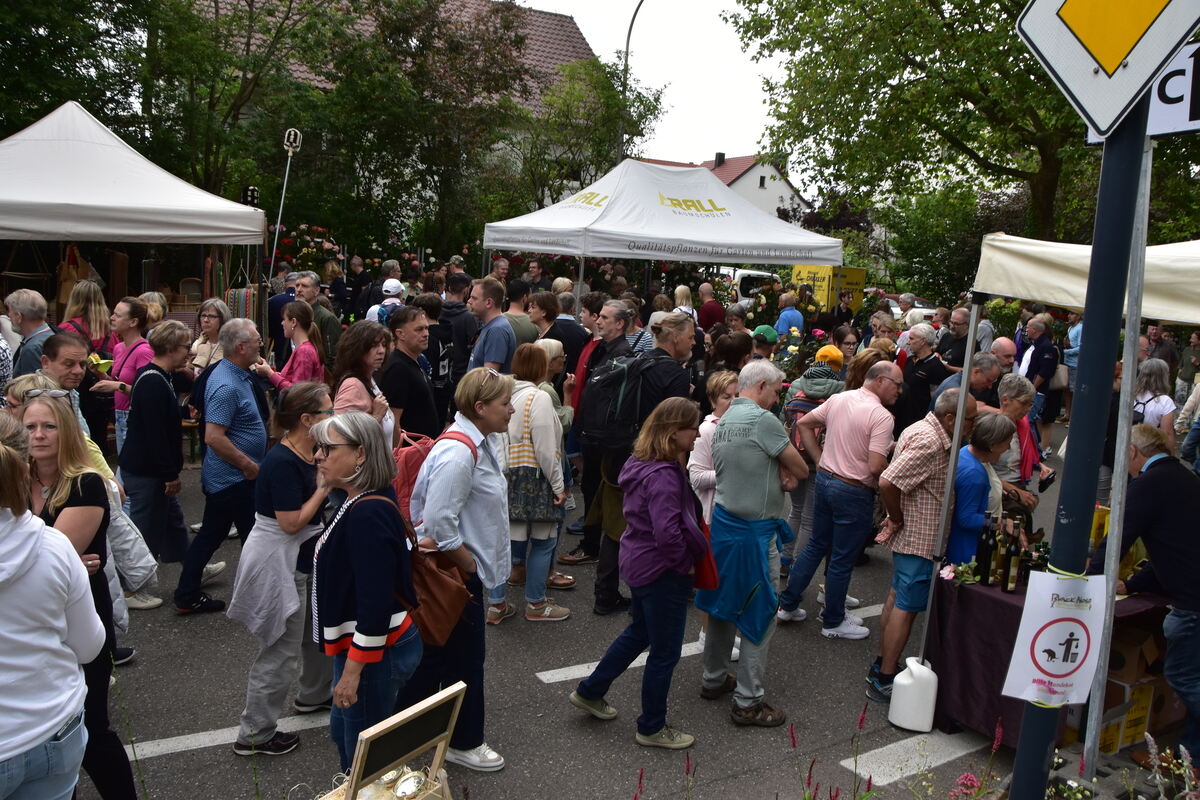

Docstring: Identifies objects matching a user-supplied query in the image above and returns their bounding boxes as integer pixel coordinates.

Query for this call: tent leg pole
[916,293,982,664]
[1009,91,1150,800]
[1081,133,1153,782]
[577,256,585,299]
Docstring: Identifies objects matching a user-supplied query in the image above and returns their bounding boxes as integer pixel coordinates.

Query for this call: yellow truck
[790,265,867,313]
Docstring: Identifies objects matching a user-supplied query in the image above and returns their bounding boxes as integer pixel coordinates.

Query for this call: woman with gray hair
[310,410,421,772]
[1134,357,1176,451]
[190,298,231,376]
[948,412,1017,564]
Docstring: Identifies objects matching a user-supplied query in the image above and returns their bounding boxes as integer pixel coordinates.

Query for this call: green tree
[728,0,1085,240]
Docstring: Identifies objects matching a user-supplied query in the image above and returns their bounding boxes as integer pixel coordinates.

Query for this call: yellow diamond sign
[1057,0,1171,77]
[1017,0,1200,136]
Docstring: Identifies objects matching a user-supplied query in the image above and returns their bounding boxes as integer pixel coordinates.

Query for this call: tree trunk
[1028,149,1062,241]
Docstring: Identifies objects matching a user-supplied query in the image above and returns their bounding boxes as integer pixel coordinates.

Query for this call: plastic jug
[888,657,938,732]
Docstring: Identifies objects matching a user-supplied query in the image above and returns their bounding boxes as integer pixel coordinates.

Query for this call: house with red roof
[640,153,812,223]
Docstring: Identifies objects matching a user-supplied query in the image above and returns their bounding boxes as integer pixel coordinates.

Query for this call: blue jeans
[577,571,694,735]
[1180,418,1200,470]
[329,625,423,772]
[1163,608,1200,759]
[0,710,87,800]
[174,479,255,606]
[780,471,874,628]
[488,536,558,605]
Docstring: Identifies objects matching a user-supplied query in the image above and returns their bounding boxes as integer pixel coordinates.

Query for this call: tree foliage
[728,0,1086,239]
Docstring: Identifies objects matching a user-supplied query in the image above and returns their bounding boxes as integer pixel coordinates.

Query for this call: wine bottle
[1002,533,1021,593]
[976,514,994,584]
[1017,549,1033,588]
[992,514,1009,585]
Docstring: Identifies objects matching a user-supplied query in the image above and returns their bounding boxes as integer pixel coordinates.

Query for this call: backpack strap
[435,431,478,465]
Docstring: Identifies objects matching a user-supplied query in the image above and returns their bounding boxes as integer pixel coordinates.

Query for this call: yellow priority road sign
[1017,0,1200,136]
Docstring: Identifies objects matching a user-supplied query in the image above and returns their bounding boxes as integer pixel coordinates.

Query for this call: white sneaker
[125,589,162,610]
[820,619,870,640]
[201,561,227,587]
[189,521,202,533]
[845,613,863,626]
[564,495,576,512]
[818,585,862,609]
[445,742,505,772]
[776,607,808,623]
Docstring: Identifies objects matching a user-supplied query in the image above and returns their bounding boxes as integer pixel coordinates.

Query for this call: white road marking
[536,640,706,684]
[856,603,884,619]
[123,713,330,760]
[840,730,990,786]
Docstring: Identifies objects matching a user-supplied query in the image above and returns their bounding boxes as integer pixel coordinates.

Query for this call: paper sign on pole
[1002,572,1108,706]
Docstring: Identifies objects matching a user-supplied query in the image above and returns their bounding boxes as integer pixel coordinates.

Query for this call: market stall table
[925,579,1169,748]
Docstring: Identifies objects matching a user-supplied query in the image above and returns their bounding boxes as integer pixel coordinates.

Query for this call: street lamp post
[616,0,648,166]
[268,128,303,276]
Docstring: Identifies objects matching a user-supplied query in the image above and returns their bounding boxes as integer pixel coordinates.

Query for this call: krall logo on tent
[657,193,731,216]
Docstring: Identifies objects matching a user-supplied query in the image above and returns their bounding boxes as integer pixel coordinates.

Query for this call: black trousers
[81,577,137,799]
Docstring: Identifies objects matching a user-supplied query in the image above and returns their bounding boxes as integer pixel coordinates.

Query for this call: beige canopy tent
[975,232,1200,325]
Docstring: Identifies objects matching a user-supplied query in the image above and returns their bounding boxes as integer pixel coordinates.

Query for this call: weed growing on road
[782,702,876,800]
[111,652,153,799]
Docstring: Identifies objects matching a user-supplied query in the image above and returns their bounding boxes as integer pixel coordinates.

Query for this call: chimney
[714,152,725,167]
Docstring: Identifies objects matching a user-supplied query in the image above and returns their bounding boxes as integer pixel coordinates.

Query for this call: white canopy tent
[484,158,842,266]
[975,232,1200,325]
[0,101,265,244]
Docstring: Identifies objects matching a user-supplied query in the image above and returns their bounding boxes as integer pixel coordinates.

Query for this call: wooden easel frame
[342,681,466,799]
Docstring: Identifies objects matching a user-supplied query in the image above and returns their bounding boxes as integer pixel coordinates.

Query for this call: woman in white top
[0,413,104,800]
[672,284,698,323]
[1134,358,1176,451]
[491,344,571,620]
[689,370,739,523]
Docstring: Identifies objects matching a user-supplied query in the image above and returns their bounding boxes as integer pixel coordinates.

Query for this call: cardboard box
[1108,626,1160,683]
[1062,677,1155,754]
[1148,676,1188,733]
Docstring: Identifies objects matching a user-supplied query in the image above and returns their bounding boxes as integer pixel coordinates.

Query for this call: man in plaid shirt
[868,388,977,702]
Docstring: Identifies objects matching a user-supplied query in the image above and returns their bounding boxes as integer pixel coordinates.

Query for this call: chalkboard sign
[344,682,466,798]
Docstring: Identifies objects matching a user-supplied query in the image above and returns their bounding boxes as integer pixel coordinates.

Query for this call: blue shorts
[891,552,934,612]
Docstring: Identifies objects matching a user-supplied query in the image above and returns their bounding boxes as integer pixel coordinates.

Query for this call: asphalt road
[74,426,1080,800]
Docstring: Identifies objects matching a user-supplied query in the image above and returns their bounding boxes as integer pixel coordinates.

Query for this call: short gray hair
[602,300,634,333]
[970,352,1001,374]
[310,411,396,492]
[998,372,1034,402]
[933,387,963,415]
[1026,317,1046,334]
[218,318,258,354]
[738,358,785,391]
[557,292,576,314]
[382,259,401,277]
[197,298,231,329]
[899,292,915,305]
[1130,423,1170,456]
[970,412,1016,449]
[296,270,321,288]
[4,289,46,321]
[285,272,300,284]
[909,322,936,346]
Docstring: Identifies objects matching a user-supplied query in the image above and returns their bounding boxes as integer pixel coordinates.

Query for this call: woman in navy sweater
[310,411,420,771]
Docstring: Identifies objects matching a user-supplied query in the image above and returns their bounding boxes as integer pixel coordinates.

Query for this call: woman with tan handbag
[489,344,572,623]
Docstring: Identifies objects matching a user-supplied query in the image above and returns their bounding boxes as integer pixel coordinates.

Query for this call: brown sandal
[730,701,787,727]
[546,571,576,590]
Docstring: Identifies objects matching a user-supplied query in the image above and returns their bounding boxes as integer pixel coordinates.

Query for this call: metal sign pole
[1081,134,1153,780]
[1009,93,1151,800]
[268,128,302,278]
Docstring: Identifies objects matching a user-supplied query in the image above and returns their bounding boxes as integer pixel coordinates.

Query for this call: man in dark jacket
[1090,425,1200,766]
[441,272,478,384]
[344,256,372,321]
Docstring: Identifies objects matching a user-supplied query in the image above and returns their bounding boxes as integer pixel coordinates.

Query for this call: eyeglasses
[841,340,858,347]
[199,313,221,320]
[307,408,334,417]
[24,389,70,399]
[880,377,904,388]
[485,368,501,380]
[311,442,355,458]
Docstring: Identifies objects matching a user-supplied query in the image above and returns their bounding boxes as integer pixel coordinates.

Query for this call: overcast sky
[518,0,780,164]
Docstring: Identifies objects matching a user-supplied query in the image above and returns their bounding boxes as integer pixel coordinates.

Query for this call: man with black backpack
[353,259,402,321]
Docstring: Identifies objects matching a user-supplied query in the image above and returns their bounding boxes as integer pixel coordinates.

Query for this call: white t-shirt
[0,511,104,761]
[1134,391,1175,428]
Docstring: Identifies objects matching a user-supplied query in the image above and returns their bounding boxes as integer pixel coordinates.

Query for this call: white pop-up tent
[484,158,842,266]
[0,101,265,244]
[975,232,1200,325]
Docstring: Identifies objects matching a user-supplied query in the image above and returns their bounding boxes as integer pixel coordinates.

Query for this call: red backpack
[392,430,478,521]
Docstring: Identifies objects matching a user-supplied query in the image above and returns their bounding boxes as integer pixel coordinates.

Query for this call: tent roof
[483,159,841,266]
[0,101,265,244]
[975,233,1200,325]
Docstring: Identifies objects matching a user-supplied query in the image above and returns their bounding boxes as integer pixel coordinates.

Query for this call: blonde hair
[323,260,344,282]
[705,369,738,403]
[62,280,110,341]
[145,302,164,326]
[454,367,514,422]
[868,336,896,358]
[632,397,700,463]
[674,285,693,309]
[7,372,60,405]
[0,414,29,513]
[550,277,573,294]
[22,395,98,516]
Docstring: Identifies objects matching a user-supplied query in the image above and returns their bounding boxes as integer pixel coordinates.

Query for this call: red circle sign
[1029,617,1091,679]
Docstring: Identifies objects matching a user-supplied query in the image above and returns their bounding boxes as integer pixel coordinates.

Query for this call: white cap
[382,278,404,297]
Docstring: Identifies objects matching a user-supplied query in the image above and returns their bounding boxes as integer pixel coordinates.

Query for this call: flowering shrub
[271,223,342,272]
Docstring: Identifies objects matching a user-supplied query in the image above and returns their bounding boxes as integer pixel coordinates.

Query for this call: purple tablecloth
[926,580,1169,748]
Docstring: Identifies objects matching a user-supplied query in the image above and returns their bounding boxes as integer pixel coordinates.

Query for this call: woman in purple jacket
[567,396,710,750]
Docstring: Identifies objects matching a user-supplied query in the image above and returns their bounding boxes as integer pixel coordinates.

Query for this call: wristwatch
[119,382,128,393]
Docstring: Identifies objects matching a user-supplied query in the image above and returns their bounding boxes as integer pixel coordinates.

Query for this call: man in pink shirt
[776,361,901,639]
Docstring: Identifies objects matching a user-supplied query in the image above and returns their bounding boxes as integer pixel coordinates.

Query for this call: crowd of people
[1,258,1197,798]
